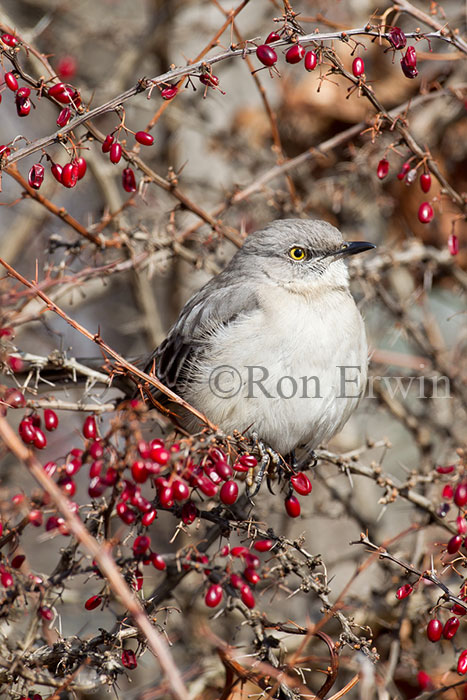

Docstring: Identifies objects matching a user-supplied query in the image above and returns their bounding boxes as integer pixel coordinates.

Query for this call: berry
[51,163,63,183]
[254,539,273,552]
[418,202,433,224]
[28,164,45,190]
[448,234,459,256]
[284,494,301,517]
[290,472,312,496]
[256,45,278,67]
[181,500,198,524]
[240,584,255,608]
[74,156,87,179]
[48,83,76,104]
[158,485,174,508]
[57,55,77,80]
[44,409,58,431]
[122,167,136,192]
[442,484,453,500]
[142,509,157,526]
[239,454,257,469]
[1,34,19,48]
[436,465,454,474]
[150,444,170,465]
[160,85,178,100]
[457,651,467,675]
[457,516,467,534]
[131,460,148,483]
[417,671,433,690]
[447,534,463,554]
[16,87,30,99]
[135,131,154,146]
[220,480,239,505]
[33,428,47,449]
[121,649,137,669]
[304,50,317,71]
[1,571,14,587]
[199,73,219,87]
[352,57,365,77]
[102,134,114,153]
[265,31,280,44]
[285,44,305,64]
[4,388,26,407]
[205,583,223,608]
[172,479,190,501]
[19,418,36,444]
[109,142,122,164]
[426,618,442,642]
[28,509,43,527]
[88,477,106,498]
[377,159,390,179]
[420,173,431,193]
[83,415,97,439]
[443,616,459,640]
[61,162,79,188]
[395,583,413,600]
[133,535,151,557]
[388,27,407,50]
[214,460,232,480]
[454,483,467,507]
[56,108,71,127]
[38,605,53,621]
[4,72,18,91]
[151,553,166,570]
[243,567,260,585]
[11,554,25,569]
[58,476,76,497]
[404,46,417,67]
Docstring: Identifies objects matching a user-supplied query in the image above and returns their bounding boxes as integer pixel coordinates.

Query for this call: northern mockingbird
[144,218,375,455]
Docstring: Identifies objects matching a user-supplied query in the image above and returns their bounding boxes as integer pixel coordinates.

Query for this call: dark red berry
[109,142,122,164]
[388,27,407,49]
[417,671,433,690]
[84,594,102,610]
[254,539,273,552]
[43,408,58,431]
[1,571,14,588]
[220,480,239,505]
[160,85,178,100]
[131,460,148,483]
[38,605,53,621]
[4,72,18,91]
[1,33,19,48]
[420,173,431,193]
[51,163,63,183]
[290,472,312,496]
[265,31,280,44]
[405,46,417,67]
[28,163,45,190]
[395,583,413,600]
[443,616,459,640]
[448,234,459,256]
[418,202,433,224]
[56,107,71,127]
[19,418,36,444]
[102,134,114,153]
[239,454,257,468]
[243,567,260,585]
[151,553,166,570]
[16,87,30,99]
[400,47,418,79]
[83,415,97,439]
[199,73,219,87]
[284,494,301,517]
[150,444,170,465]
[121,649,137,669]
[133,535,151,556]
[172,479,189,501]
[442,484,453,500]
[181,500,198,525]
[61,162,79,188]
[426,618,443,642]
[135,131,154,146]
[457,651,467,675]
[122,167,137,192]
[436,465,455,474]
[457,516,467,534]
[447,534,462,554]
[352,57,365,77]
[205,583,223,608]
[74,156,87,179]
[11,554,25,569]
[142,509,157,526]
[256,44,277,67]
[454,483,467,507]
[304,50,317,71]
[240,584,255,608]
[0,145,11,159]
[285,44,305,64]
[377,158,389,179]
[4,388,26,407]
[48,82,76,104]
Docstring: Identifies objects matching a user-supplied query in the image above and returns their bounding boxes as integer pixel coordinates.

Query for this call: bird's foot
[246,433,283,503]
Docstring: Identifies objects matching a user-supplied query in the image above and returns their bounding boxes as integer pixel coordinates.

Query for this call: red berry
[57,55,77,80]
[43,408,58,431]
[285,44,305,64]
[1,571,14,588]
[436,464,455,474]
[19,418,36,444]
[61,162,79,188]
[0,145,11,159]
[304,50,317,71]
[131,460,148,483]
[388,27,407,50]
[1,33,19,48]
[109,142,122,164]
[448,234,459,256]
[16,87,30,99]
[443,616,460,640]
[158,485,174,508]
[231,546,248,558]
[426,618,443,642]
[256,44,278,67]
[135,131,154,146]
[454,483,467,507]
[377,158,389,179]
[214,460,232,480]
[400,48,418,79]
[4,72,18,91]
[160,85,178,100]
[199,73,219,87]
[239,454,257,469]
[11,554,25,569]
[418,202,434,224]
[172,479,189,501]
[181,500,198,524]
[28,163,45,190]
[122,167,137,192]
[33,427,47,449]
[265,31,280,44]
[83,415,97,439]
[395,583,413,600]
[290,472,312,496]
[457,516,467,534]
[4,388,26,407]
[56,107,71,127]
[220,480,239,505]
[142,509,157,526]
[150,444,170,465]
[116,502,136,524]
[88,477,106,498]
[205,583,223,608]
[28,509,43,526]
[405,46,417,67]
[352,57,365,77]
[43,461,57,477]
[102,134,114,153]
[74,156,87,179]
[122,649,137,669]
[447,534,463,554]
[48,83,76,104]
[442,484,453,500]
[254,539,273,552]
[457,652,467,675]
[240,584,255,608]
[417,671,433,690]
[420,173,431,193]
[151,553,166,570]
[58,476,76,497]
[133,535,151,556]
[284,494,301,517]
[50,163,63,183]
[243,567,260,585]
[38,605,53,621]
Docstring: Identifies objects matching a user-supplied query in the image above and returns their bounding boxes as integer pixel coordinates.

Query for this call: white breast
[185,283,368,454]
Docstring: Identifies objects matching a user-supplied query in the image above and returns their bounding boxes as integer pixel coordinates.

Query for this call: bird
[142,218,375,456]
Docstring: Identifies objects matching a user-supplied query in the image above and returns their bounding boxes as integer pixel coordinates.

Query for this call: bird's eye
[288,246,307,261]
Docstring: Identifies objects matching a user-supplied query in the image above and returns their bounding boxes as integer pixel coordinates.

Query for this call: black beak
[328,241,376,259]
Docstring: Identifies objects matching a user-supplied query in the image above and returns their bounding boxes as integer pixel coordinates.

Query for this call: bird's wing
[143,277,260,393]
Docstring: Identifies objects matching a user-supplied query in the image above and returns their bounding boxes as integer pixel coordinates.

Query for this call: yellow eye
[289,246,307,261]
